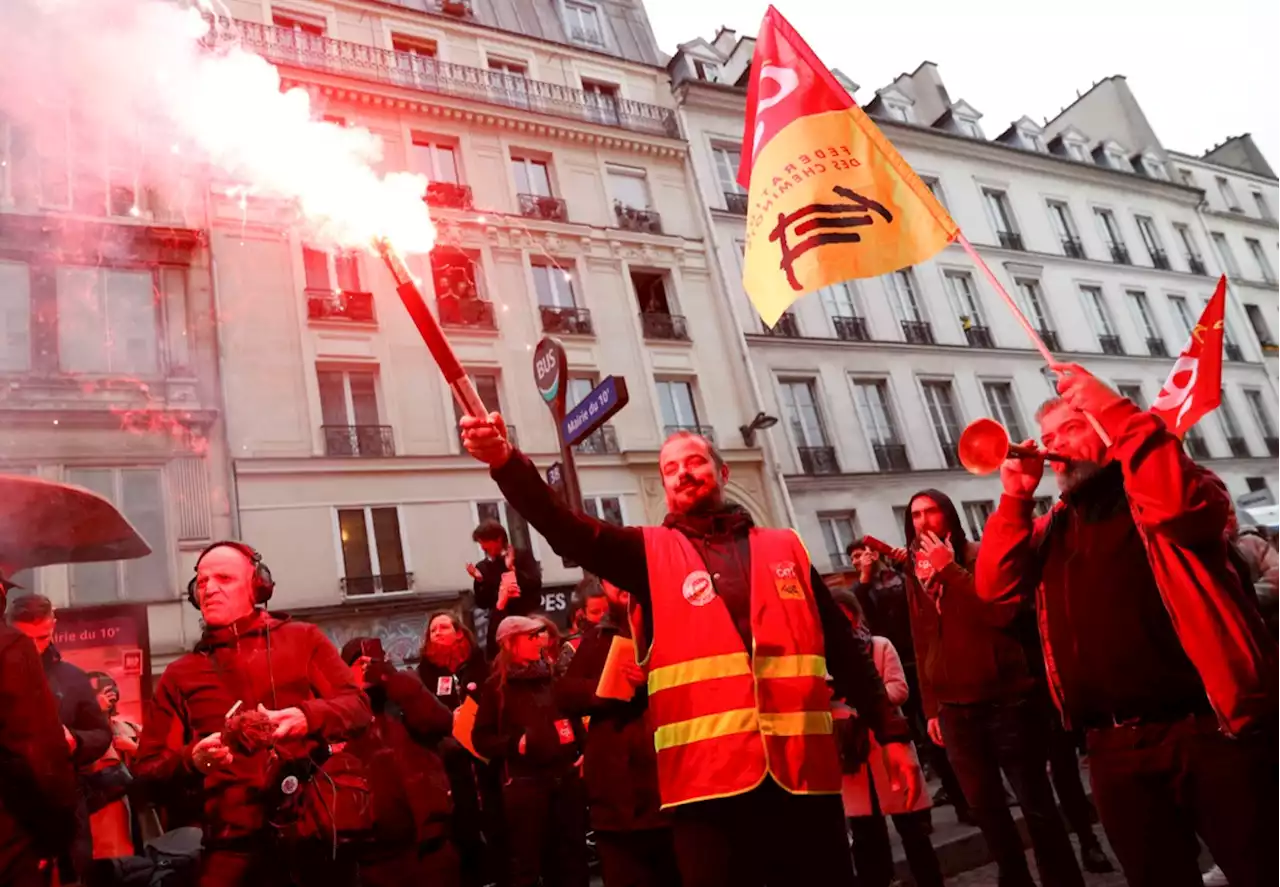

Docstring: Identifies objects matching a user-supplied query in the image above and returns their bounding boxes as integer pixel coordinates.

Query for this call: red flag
[1150,276,1226,434]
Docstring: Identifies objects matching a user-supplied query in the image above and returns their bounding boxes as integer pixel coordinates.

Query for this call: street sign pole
[533,336,582,513]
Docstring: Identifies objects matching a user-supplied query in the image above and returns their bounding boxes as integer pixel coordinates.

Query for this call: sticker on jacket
[682,570,717,607]
[436,676,454,696]
[773,561,806,600]
[554,719,575,744]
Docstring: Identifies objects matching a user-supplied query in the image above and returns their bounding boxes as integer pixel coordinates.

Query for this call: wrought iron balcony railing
[517,193,568,222]
[764,313,801,337]
[664,424,716,444]
[540,305,593,335]
[1227,436,1251,457]
[1109,244,1132,265]
[833,316,870,342]
[614,203,662,234]
[424,181,473,210]
[1038,329,1061,352]
[342,572,414,596]
[873,443,911,472]
[902,320,935,345]
[1225,342,1244,362]
[233,20,680,138]
[724,191,749,214]
[1187,256,1208,275]
[438,297,496,330]
[1062,237,1086,259]
[323,425,395,457]
[1185,434,1210,460]
[1149,249,1171,270]
[1146,337,1169,358]
[997,231,1024,251]
[964,325,995,348]
[1266,436,1279,456]
[307,289,375,322]
[1098,334,1125,355]
[798,446,839,475]
[639,312,690,341]
[574,425,619,455]
[941,445,963,469]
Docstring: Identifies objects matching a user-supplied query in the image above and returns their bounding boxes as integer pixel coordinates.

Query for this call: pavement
[944,832,1130,887]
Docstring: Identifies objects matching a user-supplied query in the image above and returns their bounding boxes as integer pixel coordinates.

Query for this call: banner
[1150,275,1226,435]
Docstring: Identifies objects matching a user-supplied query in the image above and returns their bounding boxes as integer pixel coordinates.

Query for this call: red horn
[957,418,1065,476]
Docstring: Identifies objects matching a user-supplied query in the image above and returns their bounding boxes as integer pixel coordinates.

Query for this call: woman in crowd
[833,591,942,887]
[418,611,489,710]
[473,615,589,887]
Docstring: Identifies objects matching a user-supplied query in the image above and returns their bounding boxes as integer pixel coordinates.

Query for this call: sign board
[561,376,629,446]
[51,603,151,741]
[1237,489,1276,509]
[533,337,568,415]
[546,461,566,501]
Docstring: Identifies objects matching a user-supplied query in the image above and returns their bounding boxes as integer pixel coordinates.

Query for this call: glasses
[527,627,549,639]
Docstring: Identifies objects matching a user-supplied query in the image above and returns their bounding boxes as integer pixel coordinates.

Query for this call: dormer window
[1066,141,1089,161]
[1021,129,1046,152]
[885,101,913,123]
[1101,142,1132,172]
[1138,153,1167,180]
[950,101,984,139]
[958,117,983,139]
[875,86,915,124]
[693,59,719,81]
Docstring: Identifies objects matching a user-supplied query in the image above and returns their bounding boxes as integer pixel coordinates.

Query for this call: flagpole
[955,232,1113,447]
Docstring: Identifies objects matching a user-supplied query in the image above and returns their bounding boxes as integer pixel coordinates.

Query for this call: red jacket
[134,611,371,842]
[976,396,1277,736]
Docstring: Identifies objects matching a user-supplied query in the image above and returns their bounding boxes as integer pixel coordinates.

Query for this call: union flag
[1150,275,1227,435]
[738,6,958,326]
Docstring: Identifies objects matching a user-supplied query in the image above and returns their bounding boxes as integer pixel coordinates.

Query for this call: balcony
[232,20,680,138]
[1146,337,1169,358]
[902,320,935,345]
[615,203,662,234]
[1097,334,1124,355]
[574,425,619,455]
[1149,249,1171,271]
[1187,256,1208,275]
[941,446,962,469]
[798,445,839,475]
[307,289,375,323]
[1038,329,1061,352]
[964,324,995,348]
[1227,436,1251,457]
[872,443,911,472]
[640,312,690,341]
[664,424,716,445]
[724,191,749,214]
[1062,237,1086,259]
[424,181,473,210]
[438,297,496,330]
[834,316,871,342]
[342,573,414,597]
[1266,436,1279,456]
[518,193,568,222]
[1185,435,1210,460]
[1225,342,1244,362]
[764,313,801,338]
[323,425,395,457]
[997,231,1024,251]
[540,305,593,335]
[1109,244,1132,265]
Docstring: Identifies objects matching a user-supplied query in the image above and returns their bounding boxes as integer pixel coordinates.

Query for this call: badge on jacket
[554,719,575,744]
[436,676,454,696]
[773,562,806,600]
[682,571,717,607]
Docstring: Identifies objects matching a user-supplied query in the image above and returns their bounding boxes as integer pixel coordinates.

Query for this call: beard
[1057,459,1103,493]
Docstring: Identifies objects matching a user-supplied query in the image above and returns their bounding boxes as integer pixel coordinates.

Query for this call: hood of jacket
[193,609,289,654]
[663,502,754,540]
[903,488,970,552]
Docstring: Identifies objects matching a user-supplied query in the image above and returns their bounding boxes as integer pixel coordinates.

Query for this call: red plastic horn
[957,417,1065,476]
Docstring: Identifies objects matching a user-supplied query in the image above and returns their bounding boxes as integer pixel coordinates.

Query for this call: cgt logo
[681,571,717,607]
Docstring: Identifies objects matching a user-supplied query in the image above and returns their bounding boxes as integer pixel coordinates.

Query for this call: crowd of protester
[1,363,1276,887]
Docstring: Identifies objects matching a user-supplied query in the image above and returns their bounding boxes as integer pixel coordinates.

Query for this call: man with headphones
[134,541,371,886]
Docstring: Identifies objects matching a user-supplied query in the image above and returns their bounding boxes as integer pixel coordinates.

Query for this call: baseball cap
[495,615,546,645]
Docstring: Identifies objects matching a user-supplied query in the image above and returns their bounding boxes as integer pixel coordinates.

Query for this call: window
[1065,141,1089,162]
[820,282,860,318]
[920,175,947,208]
[1126,290,1164,354]
[1218,390,1248,452]
[1168,295,1196,341]
[607,165,650,210]
[656,379,701,431]
[272,11,325,34]
[819,513,858,570]
[1094,208,1127,255]
[411,137,459,184]
[564,0,605,46]
[511,155,552,197]
[1172,223,1203,265]
[392,34,437,56]
[693,59,719,81]
[451,371,502,430]
[488,57,528,76]
[582,496,624,526]
[852,379,902,445]
[1253,191,1272,221]
[1211,232,1241,277]
[67,468,169,604]
[476,500,534,553]
[962,501,995,540]
[338,507,408,595]
[957,118,983,139]
[57,267,158,375]
[884,101,913,123]
[1246,477,1271,494]
[1104,145,1131,172]
[0,260,30,371]
[982,188,1018,238]
[530,261,578,308]
[885,269,925,322]
[944,270,986,329]
[1021,129,1047,153]
[318,368,381,429]
[1016,278,1054,333]
[1244,303,1275,347]
[921,379,963,458]
[1216,176,1241,211]
[1245,238,1275,283]
[1134,215,1166,265]
[779,379,830,448]
[302,246,361,293]
[1047,200,1083,256]
[982,381,1025,441]
[1117,383,1146,409]
[1243,389,1275,440]
[1178,168,1196,187]
[581,79,620,125]
[1141,155,1167,180]
[712,145,744,196]
[1079,285,1118,338]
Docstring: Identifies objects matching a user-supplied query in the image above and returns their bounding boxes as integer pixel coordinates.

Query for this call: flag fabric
[737,6,958,327]
[1150,275,1227,435]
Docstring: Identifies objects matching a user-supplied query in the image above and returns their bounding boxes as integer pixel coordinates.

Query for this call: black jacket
[852,567,915,666]
[554,615,665,832]
[416,644,489,713]
[0,626,79,882]
[473,662,586,780]
[490,449,906,743]
[473,551,542,657]
[42,645,112,768]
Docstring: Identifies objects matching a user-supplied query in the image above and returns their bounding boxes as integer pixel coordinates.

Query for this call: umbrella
[0,474,152,576]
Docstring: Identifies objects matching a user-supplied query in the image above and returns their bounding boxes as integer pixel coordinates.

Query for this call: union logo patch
[682,570,717,607]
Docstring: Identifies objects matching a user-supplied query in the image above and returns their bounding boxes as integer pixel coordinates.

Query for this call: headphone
[186,540,275,609]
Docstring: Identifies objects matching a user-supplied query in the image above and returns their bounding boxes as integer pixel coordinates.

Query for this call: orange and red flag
[738,6,958,326]
[1150,275,1227,435]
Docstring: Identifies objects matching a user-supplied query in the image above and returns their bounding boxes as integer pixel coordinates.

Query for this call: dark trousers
[440,738,488,887]
[595,828,681,887]
[1045,718,1097,841]
[199,846,357,887]
[1087,714,1278,887]
[847,778,943,887]
[939,698,1084,887]
[670,780,854,887]
[502,772,589,887]
[359,842,460,887]
[903,663,968,813]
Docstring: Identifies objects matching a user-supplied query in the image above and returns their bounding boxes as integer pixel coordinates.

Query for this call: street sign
[562,376,629,446]
[533,337,567,414]
[546,461,565,499]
